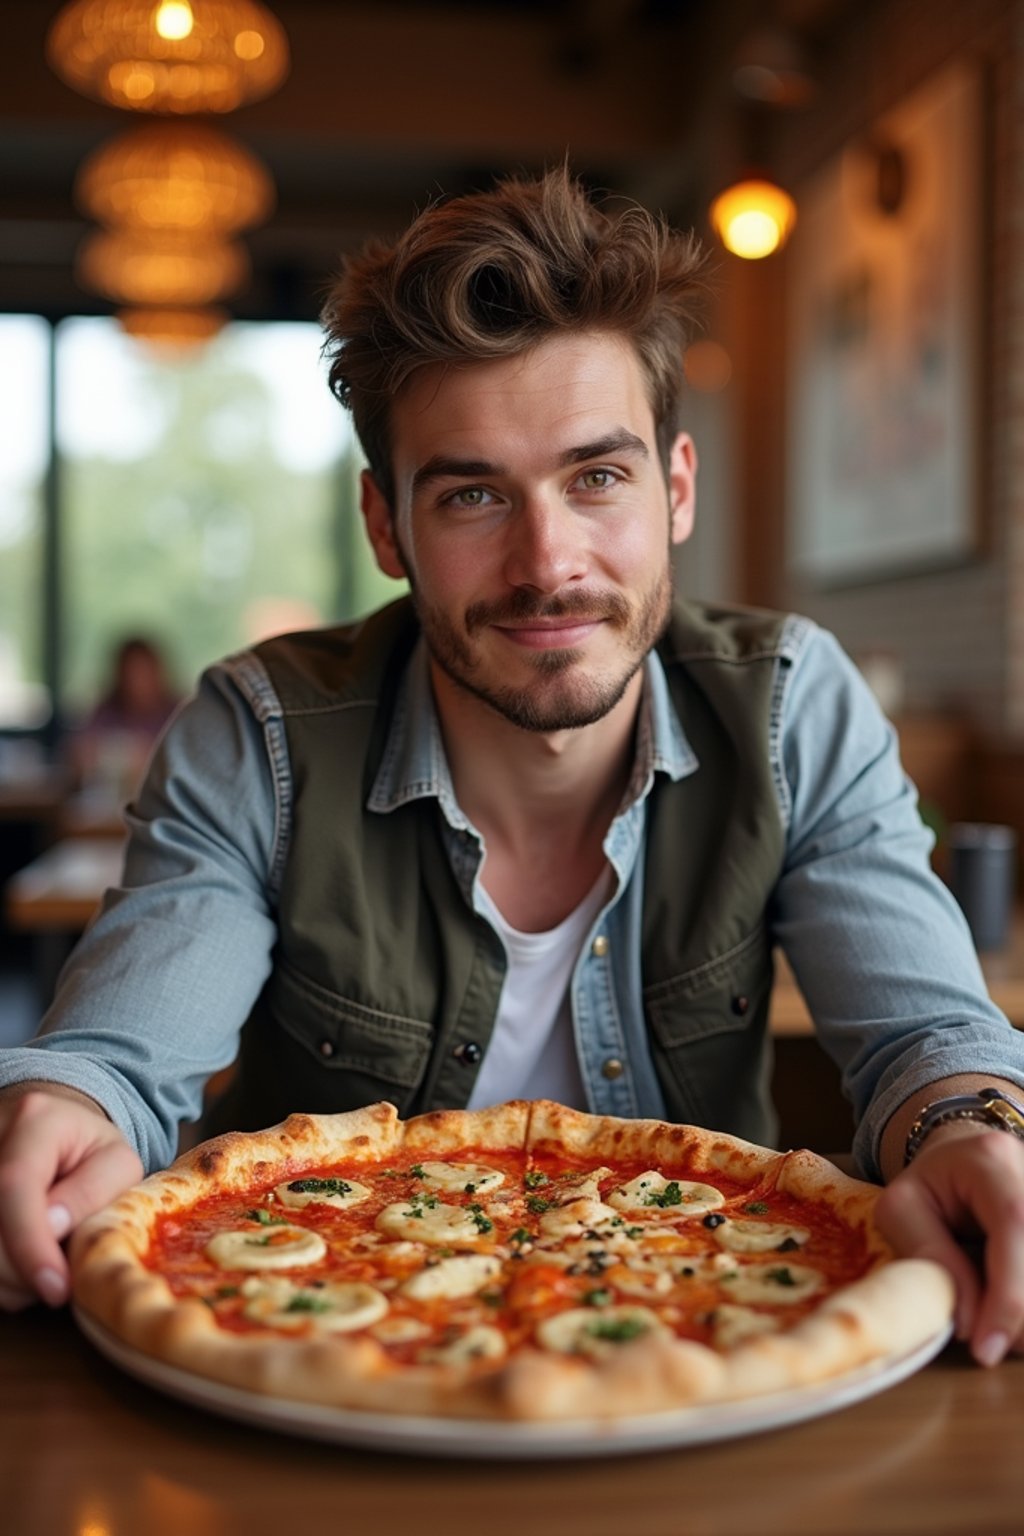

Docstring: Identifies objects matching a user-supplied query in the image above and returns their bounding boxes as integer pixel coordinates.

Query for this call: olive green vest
[205,598,790,1144]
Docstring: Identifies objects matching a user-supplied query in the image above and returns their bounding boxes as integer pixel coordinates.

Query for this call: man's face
[362,330,696,734]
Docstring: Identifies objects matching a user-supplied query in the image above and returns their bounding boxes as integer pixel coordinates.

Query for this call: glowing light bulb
[709,179,796,260]
[154,1,194,41]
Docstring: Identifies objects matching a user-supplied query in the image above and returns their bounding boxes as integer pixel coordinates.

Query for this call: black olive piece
[702,1212,727,1229]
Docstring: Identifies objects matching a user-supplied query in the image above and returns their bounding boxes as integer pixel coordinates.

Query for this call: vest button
[453,1041,482,1066]
[601,1057,624,1080]
[591,934,610,958]
[319,1039,336,1058]
[731,995,750,1017]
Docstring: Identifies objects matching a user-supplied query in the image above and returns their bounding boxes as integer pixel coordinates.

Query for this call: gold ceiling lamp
[76,227,249,305]
[75,121,275,236]
[709,177,797,260]
[117,305,229,352]
[46,0,290,114]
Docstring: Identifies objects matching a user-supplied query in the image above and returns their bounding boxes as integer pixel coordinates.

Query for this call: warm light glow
[76,122,274,236]
[118,305,228,351]
[709,178,797,259]
[76,228,249,305]
[46,0,289,113]
[234,28,264,59]
[154,1,193,40]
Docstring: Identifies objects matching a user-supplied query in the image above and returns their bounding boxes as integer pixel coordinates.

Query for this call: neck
[430,662,643,929]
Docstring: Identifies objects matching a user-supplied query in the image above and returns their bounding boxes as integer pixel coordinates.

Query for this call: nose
[502,496,588,594]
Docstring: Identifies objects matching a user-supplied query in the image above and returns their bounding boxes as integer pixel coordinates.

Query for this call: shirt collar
[368,638,697,827]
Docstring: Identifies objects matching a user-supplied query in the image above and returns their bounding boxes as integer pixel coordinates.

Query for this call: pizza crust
[70,1099,955,1422]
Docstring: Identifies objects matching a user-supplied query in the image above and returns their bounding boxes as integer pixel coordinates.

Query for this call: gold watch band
[904,1086,1024,1165]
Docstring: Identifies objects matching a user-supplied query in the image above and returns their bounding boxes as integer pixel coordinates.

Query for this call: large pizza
[69,1100,954,1423]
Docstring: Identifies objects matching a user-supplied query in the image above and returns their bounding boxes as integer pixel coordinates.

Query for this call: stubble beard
[407,561,674,733]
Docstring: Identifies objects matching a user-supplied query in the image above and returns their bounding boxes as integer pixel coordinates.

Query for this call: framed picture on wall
[787,64,983,585]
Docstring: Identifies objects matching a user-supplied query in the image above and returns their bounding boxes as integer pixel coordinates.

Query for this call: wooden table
[3,1307,1020,1536]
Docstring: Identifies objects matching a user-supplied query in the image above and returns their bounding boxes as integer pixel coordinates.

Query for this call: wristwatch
[904,1085,1024,1165]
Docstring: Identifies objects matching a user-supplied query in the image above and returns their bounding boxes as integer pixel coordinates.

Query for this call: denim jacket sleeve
[773,622,1024,1178]
[0,656,283,1170]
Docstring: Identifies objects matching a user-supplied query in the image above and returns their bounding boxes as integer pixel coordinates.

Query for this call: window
[56,318,404,717]
[0,315,50,730]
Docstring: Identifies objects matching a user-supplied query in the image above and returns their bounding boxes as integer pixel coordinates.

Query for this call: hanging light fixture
[76,227,249,305]
[117,305,229,349]
[709,177,797,260]
[75,121,274,236]
[46,0,289,114]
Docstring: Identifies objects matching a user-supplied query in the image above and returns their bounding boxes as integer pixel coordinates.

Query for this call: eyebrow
[409,429,649,495]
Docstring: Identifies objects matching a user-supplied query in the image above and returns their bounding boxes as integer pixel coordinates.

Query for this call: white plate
[74,1307,952,1459]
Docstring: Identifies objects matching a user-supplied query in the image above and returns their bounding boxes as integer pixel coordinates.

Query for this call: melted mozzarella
[607,1172,725,1216]
[376,1199,490,1247]
[718,1261,823,1306]
[273,1177,372,1212]
[372,1315,432,1345]
[401,1253,502,1301]
[413,1162,505,1194]
[420,1325,507,1366]
[549,1166,613,1202]
[712,1218,810,1255]
[205,1224,327,1271]
[239,1276,389,1332]
[536,1196,620,1240]
[536,1304,664,1358]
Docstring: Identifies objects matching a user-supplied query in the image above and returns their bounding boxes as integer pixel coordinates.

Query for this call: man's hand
[875,1121,1024,1367]
[0,1086,143,1311]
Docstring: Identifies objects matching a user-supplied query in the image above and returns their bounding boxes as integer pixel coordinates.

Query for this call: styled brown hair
[321,167,708,505]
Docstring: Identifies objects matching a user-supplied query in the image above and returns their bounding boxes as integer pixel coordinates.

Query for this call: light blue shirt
[3,612,1023,1180]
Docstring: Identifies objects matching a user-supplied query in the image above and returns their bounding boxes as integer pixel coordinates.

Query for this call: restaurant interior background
[2,0,1024,1143]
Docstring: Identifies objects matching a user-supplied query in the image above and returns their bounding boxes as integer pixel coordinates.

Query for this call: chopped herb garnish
[286,1177,352,1198]
[284,1293,334,1314]
[583,1288,612,1308]
[526,1195,554,1214]
[524,1171,549,1189]
[467,1202,493,1234]
[464,1183,477,1194]
[625,1226,644,1239]
[744,1201,769,1215]
[408,1164,426,1179]
[610,1217,625,1228]
[509,1228,534,1246]
[644,1181,683,1208]
[245,1207,288,1226]
[585,1315,649,1343]
[765,1266,798,1287]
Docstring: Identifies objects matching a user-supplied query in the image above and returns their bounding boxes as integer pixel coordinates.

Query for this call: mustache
[464,589,631,633]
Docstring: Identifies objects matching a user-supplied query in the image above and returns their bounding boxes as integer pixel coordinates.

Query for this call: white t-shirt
[466,870,612,1111]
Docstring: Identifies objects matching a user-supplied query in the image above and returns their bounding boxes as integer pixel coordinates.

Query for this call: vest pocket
[269,959,435,1111]
[642,927,775,1140]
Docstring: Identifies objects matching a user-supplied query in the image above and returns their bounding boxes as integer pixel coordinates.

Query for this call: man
[2,170,1024,1364]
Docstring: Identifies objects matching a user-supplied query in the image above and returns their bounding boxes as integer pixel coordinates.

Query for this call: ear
[667,432,697,547]
[360,470,407,579]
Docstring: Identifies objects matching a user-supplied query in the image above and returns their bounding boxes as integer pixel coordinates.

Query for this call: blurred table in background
[3,836,124,1006]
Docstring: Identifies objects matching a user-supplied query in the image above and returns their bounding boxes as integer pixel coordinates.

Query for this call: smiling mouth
[493,619,605,650]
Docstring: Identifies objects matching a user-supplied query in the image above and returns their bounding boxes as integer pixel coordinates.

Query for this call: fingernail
[34,1267,68,1307]
[47,1204,71,1241]
[975,1331,1010,1368]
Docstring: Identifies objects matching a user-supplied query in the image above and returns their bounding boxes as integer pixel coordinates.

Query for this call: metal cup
[947,823,1017,952]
